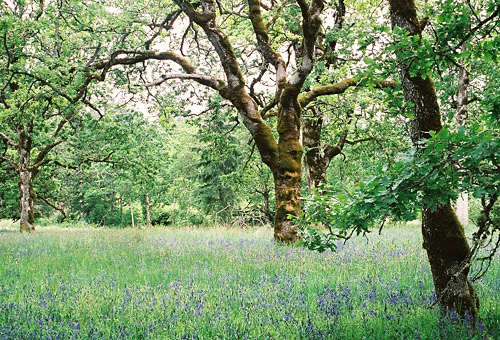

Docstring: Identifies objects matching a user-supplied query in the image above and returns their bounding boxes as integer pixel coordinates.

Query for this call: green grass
[0,220,499,339]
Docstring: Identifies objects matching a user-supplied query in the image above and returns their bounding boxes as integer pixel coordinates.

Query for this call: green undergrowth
[0,221,498,339]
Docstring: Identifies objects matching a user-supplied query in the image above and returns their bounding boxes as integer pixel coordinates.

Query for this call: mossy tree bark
[388,0,478,318]
[0,72,36,232]
[303,115,329,190]
[167,0,396,242]
[18,171,35,232]
[273,86,305,243]
[302,0,345,192]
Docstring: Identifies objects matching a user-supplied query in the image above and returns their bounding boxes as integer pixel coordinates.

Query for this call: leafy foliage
[300,126,500,255]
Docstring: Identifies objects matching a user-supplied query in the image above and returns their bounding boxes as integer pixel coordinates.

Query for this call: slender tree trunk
[456,58,469,128]
[262,187,272,224]
[17,129,35,233]
[145,191,151,227]
[130,205,135,228]
[256,176,273,224]
[119,196,124,225]
[388,0,478,318]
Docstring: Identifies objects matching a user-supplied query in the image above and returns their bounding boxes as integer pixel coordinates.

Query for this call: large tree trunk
[17,130,35,233]
[273,94,303,243]
[18,169,35,232]
[177,0,323,243]
[422,205,478,314]
[388,0,478,318]
[273,161,302,243]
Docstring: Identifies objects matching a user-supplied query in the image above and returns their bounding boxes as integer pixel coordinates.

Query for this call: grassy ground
[0,220,499,339]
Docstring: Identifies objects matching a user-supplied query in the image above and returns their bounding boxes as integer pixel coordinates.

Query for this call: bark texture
[388,0,478,318]
[299,78,395,192]
[303,116,328,190]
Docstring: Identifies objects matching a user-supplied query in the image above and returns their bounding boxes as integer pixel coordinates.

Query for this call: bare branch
[91,50,197,75]
[0,131,18,147]
[145,10,182,49]
[299,78,398,107]
[52,151,115,170]
[248,0,286,71]
[324,129,348,160]
[286,0,324,89]
[248,0,287,113]
[82,99,104,118]
[448,6,500,53]
[143,73,226,91]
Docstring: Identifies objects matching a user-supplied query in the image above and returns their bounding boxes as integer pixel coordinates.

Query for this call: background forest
[0,0,419,229]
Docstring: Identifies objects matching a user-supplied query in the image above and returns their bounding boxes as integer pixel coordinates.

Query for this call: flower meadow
[0,222,499,339]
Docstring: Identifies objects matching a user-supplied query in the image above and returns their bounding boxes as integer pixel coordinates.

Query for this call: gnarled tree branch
[173,0,279,170]
[37,195,66,221]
